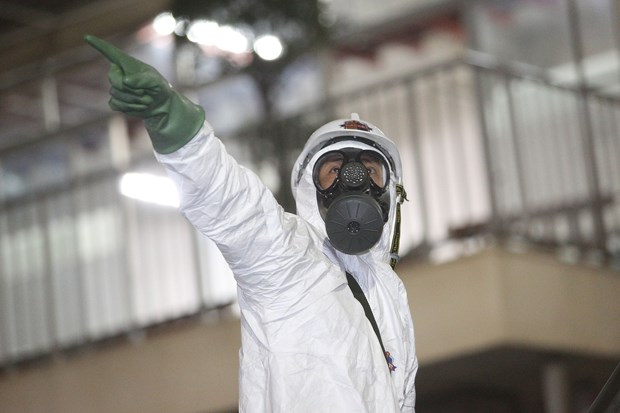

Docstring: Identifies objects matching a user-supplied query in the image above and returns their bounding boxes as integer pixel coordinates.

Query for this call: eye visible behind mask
[313,148,391,254]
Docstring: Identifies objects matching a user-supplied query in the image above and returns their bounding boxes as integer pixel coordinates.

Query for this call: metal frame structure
[1,53,619,369]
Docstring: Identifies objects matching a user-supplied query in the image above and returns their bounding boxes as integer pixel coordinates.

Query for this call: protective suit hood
[291,114,405,266]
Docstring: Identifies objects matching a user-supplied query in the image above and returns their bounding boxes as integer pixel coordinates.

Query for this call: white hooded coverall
[155,118,418,412]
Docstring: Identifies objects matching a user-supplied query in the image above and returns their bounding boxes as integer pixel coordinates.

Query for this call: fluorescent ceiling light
[187,20,219,45]
[254,35,284,61]
[215,26,251,54]
[119,172,179,208]
[153,12,177,36]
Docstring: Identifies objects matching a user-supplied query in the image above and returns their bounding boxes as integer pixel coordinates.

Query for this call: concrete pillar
[543,361,570,413]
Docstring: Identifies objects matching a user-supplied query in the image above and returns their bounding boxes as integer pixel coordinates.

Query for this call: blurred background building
[0,0,619,412]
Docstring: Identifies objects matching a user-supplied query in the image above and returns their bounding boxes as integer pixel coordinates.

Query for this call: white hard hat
[291,113,403,193]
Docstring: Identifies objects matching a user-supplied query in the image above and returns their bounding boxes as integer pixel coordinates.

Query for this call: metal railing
[588,362,620,413]
[1,54,619,368]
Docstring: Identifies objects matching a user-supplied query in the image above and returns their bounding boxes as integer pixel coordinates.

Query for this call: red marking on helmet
[340,120,372,132]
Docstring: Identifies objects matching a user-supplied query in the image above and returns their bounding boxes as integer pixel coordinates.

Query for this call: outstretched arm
[86,35,313,298]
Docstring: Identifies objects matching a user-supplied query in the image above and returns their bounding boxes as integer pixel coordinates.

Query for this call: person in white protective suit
[85,34,418,413]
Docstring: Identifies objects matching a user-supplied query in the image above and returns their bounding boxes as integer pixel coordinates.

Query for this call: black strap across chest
[346,272,388,366]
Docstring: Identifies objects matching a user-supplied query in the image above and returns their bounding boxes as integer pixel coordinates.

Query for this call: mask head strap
[390,184,408,269]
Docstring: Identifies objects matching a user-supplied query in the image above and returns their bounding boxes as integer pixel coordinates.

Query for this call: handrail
[465,49,620,102]
[588,362,620,413]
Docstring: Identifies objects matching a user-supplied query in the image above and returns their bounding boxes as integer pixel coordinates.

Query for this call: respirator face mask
[313,147,391,254]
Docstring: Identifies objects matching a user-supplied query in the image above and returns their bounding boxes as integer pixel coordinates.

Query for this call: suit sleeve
[155,123,320,295]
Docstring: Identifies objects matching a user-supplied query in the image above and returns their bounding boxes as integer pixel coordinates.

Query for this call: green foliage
[171,0,331,106]
[171,0,329,54]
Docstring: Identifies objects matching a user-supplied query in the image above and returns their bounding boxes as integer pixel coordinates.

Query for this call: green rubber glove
[85,35,205,154]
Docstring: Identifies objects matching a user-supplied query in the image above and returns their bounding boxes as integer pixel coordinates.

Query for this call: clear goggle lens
[314,150,388,191]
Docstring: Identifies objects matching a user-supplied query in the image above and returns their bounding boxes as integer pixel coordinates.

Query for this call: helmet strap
[389,184,408,270]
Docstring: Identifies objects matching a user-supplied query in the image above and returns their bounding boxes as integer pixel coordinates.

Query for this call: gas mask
[313,147,391,254]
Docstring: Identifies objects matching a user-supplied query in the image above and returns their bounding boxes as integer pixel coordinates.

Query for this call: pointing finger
[85,34,142,74]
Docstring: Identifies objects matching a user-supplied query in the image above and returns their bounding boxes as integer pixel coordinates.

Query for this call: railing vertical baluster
[529,83,542,230]
[589,99,607,200]
[452,66,476,223]
[450,65,473,223]
[504,75,530,236]
[190,227,207,313]
[548,89,572,244]
[120,192,146,341]
[373,84,388,128]
[404,76,430,247]
[611,0,620,90]
[472,66,500,236]
[562,92,585,246]
[574,95,607,251]
[111,173,133,335]
[532,82,556,240]
[601,100,620,249]
[435,70,455,233]
[39,194,58,354]
[14,207,32,357]
[566,0,607,253]
[535,83,558,241]
[362,89,374,120]
[611,103,620,254]
[0,211,10,366]
[70,182,89,344]
[605,103,620,196]
[96,182,113,335]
